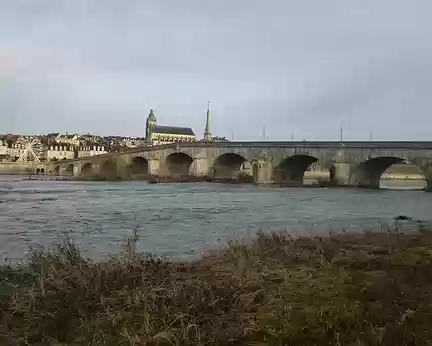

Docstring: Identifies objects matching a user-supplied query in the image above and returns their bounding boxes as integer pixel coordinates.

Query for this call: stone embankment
[0,163,43,175]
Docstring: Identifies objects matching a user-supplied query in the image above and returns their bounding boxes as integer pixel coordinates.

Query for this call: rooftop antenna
[291,132,294,141]
[340,121,344,144]
[369,130,373,141]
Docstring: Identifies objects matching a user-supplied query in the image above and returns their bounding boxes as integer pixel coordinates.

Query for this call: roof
[83,142,101,147]
[4,135,19,142]
[40,138,51,146]
[153,125,195,136]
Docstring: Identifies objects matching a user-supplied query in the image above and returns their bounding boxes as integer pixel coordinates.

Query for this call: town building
[0,102,221,163]
[45,144,107,161]
[0,136,43,162]
[0,134,108,163]
[119,137,146,148]
[145,109,196,145]
[53,133,81,147]
[77,145,107,158]
[46,145,75,161]
[0,139,8,161]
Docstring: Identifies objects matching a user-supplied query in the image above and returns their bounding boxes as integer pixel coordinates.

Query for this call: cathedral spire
[204,101,212,141]
[146,108,157,142]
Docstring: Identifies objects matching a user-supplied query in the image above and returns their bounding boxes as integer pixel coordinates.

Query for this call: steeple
[146,108,157,141]
[204,101,212,141]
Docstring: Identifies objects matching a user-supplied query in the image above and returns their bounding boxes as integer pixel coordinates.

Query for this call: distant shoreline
[304,171,425,181]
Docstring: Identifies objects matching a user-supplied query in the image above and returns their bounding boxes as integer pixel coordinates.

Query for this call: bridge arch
[81,162,93,176]
[352,156,427,190]
[165,152,193,177]
[100,159,118,177]
[213,153,249,180]
[130,156,149,176]
[274,154,318,185]
[66,164,74,175]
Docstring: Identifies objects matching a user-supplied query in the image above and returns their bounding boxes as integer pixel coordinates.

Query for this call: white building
[77,145,107,158]
[45,146,75,161]
[0,140,8,160]
[54,133,81,147]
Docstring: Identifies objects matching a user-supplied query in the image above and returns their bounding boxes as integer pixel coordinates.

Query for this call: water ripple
[0,176,432,262]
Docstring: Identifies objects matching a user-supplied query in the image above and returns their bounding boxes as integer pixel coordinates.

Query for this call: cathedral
[145,105,212,145]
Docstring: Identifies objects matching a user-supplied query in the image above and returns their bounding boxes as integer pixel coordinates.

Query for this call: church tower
[146,109,157,142]
[204,101,212,141]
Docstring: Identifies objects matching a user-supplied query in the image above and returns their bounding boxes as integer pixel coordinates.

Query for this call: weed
[1,229,432,345]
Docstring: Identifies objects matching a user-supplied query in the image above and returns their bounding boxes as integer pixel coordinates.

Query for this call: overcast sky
[1,0,431,140]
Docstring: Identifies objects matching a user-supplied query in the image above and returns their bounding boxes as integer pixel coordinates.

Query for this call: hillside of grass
[1,228,432,345]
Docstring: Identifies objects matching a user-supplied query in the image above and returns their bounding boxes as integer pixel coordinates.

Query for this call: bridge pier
[190,156,209,177]
[422,165,432,192]
[252,159,273,184]
[148,159,160,176]
[73,164,80,177]
[328,150,359,188]
[330,160,379,189]
[58,166,67,176]
[427,179,432,192]
[330,162,353,186]
[330,161,380,189]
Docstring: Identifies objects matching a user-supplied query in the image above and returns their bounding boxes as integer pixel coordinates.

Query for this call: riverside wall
[0,163,47,175]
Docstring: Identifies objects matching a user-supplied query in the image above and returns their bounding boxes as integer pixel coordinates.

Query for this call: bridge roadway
[47,141,432,190]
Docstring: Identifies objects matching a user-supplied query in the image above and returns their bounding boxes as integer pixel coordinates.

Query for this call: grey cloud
[1,0,432,139]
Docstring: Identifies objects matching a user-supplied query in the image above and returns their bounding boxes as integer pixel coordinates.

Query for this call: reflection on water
[381,179,426,190]
[1,175,432,262]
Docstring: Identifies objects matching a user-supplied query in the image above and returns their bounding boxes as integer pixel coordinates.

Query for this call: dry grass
[1,228,432,345]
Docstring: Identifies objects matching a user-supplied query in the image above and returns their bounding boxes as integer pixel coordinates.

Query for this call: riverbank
[305,170,425,181]
[2,228,432,345]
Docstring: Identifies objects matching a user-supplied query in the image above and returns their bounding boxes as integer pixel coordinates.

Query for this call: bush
[2,229,432,345]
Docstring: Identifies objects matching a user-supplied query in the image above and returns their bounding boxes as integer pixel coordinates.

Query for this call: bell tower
[146,109,157,142]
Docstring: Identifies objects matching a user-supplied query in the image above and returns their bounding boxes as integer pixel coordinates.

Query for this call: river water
[0,175,431,262]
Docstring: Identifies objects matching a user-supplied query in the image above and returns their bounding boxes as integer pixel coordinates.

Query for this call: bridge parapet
[47,141,432,190]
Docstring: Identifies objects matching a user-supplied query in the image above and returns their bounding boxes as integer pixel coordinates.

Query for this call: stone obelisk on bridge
[204,101,212,141]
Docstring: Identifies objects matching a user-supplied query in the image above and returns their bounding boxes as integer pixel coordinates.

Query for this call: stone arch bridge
[48,141,432,190]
